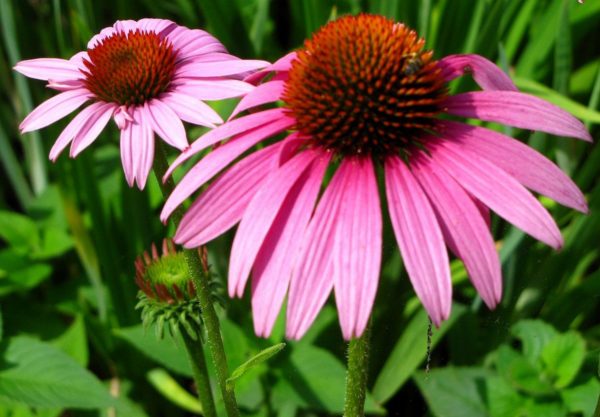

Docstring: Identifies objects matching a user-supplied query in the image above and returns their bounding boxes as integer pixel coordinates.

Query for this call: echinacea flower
[161,14,592,340]
[15,18,268,188]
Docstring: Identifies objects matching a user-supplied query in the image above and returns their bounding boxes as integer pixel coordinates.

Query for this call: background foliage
[0,0,599,416]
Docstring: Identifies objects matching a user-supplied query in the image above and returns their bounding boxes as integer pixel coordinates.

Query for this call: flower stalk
[344,322,371,417]
[153,140,240,417]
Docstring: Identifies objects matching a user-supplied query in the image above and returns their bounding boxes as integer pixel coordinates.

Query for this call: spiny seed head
[83,30,177,106]
[282,14,448,158]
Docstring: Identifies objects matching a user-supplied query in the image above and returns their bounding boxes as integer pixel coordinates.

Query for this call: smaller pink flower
[15,19,268,188]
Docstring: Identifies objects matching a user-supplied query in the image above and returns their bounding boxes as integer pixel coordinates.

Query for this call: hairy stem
[344,323,371,417]
[153,141,240,417]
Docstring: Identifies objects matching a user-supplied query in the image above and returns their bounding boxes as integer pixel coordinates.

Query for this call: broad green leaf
[540,332,586,388]
[561,377,600,416]
[496,345,554,396]
[414,367,491,417]
[372,303,466,403]
[487,375,528,417]
[147,368,202,414]
[227,343,285,390]
[0,212,38,252]
[0,336,114,409]
[34,227,73,260]
[115,325,192,377]
[282,344,384,414]
[51,314,88,367]
[511,320,558,363]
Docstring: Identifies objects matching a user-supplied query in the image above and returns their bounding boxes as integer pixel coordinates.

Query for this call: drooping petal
[161,91,223,128]
[160,115,294,222]
[144,99,188,150]
[437,54,517,91]
[229,80,285,119]
[429,141,563,249]
[167,27,226,59]
[286,162,350,340]
[69,102,115,157]
[440,120,588,213]
[173,78,254,100]
[228,150,320,298]
[412,154,502,309]
[14,58,82,81]
[163,108,292,179]
[49,102,104,161]
[176,60,270,78]
[251,150,331,337]
[245,52,296,84]
[175,143,283,247]
[445,91,592,141]
[120,123,135,187]
[384,156,452,326]
[20,89,92,133]
[333,157,382,339]
[131,111,155,189]
[137,18,177,36]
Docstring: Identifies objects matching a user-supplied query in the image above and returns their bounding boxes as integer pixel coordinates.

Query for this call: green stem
[344,323,371,417]
[153,141,240,417]
[181,324,218,417]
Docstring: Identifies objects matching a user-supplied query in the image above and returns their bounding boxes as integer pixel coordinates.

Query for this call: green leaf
[496,345,554,396]
[561,377,600,416]
[487,375,528,417]
[372,303,466,403]
[34,227,73,260]
[414,367,491,417]
[0,211,39,252]
[540,332,586,388]
[115,325,192,377]
[511,320,558,363]
[51,314,88,367]
[227,343,285,390]
[147,368,202,414]
[0,336,114,409]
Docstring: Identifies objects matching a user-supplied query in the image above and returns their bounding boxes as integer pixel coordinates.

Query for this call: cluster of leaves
[0,0,598,416]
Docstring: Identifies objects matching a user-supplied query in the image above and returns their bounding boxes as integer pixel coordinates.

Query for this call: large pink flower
[15,18,268,188]
[162,14,592,340]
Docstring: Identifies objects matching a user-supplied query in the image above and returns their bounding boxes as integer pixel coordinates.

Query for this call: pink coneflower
[161,14,591,340]
[15,19,268,188]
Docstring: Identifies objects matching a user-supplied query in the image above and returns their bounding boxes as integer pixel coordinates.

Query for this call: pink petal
[131,111,155,189]
[228,150,320,298]
[144,99,188,150]
[229,80,285,119]
[440,120,588,213]
[176,60,270,78]
[333,157,382,339]
[429,141,563,249]
[412,154,502,309]
[87,27,117,48]
[251,150,331,337]
[120,124,135,187]
[173,78,254,100]
[14,58,82,81]
[114,20,138,33]
[168,27,226,59]
[47,79,86,92]
[445,91,592,141]
[161,91,223,128]
[49,103,103,161]
[384,156,452,326]
[20,89,92,133]
[286,161,351,340]
[137,18,176,36]
[69,102,115,157]
[163,108,292,179]
[175,143,283,247]
[160,115,294,222]
[437,54,517,91]
[245,52,296,84]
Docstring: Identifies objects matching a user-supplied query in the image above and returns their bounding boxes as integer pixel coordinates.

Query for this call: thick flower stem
[153,141,240,417]
[344,323,371,417]
[180,326,217,417]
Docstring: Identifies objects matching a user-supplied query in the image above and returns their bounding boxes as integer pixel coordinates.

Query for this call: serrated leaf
[0,336,114,409]
[147,368,202,413]
[496,345,554,396]
[511,320,559,363]
[541,332,586,388]
[227,343,285,390]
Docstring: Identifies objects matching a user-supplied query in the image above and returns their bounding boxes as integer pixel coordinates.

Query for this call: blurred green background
[0,0,599,416]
